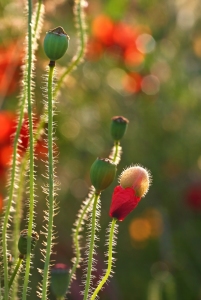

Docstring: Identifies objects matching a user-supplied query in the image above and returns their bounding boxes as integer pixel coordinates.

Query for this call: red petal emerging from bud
[109,185,140,221]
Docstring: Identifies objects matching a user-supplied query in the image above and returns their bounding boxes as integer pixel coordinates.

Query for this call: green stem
[70,138,121,294]
[109,141,121,165]
[11,155,27,299]
[41,62,55,300]
[2,93,25,300]
[90,218,117,300]
[22,0,35,298]
[83,193,100,300]
[0,257,23,300]
[3,257,23,299]
[68,192,95,286]
[54,0,86,96]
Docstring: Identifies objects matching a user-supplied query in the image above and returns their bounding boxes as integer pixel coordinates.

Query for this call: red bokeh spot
[123,73,142,93]
[0,145,13,167]
[124,46,145,66]
[92,15,114,46]
[0,194,3,214]
[0,112,15,144]
[113,23,138,50]
[0,42,23,96]
[186,184,201,211]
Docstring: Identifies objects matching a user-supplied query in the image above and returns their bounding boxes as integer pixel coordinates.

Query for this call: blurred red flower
[122,72,142,94]
[87,14,145,66]
[0,194,3,214]
[186,184,201,211]
[109,185,140,221]
[0,42,23,97]
[0,111,47,182]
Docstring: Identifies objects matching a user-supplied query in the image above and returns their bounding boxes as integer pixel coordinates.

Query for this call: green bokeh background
[1,0,201,299]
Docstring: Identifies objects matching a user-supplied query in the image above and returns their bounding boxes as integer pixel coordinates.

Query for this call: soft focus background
[0,0,201,299]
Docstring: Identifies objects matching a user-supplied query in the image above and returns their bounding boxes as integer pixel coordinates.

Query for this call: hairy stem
[22,0,35,298]
[109,141,122,165]
[54,0,86,95]
[2,257,23,299]
[90,219,117,300]
[41,62,55,300]
[83,193,100,300]
[69,139,122,294]
[68,191,95,287]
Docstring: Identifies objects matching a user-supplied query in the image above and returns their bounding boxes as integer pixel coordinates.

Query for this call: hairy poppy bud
[51,264,70,298]
[44,26,70,61]
[18,229,39,256]
[109,165,151,221]
[90,158,116,193]
[120,165,150,197]
[110,116,129,141]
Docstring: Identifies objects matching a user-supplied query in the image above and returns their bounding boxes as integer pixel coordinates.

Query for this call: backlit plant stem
[70,142,121,293]
[54,0,86,95]
[41,62,55,300]
[22,0,35,298]
[90,218,117,300]
[69,192,95,286]
[2,257,23,299]
[83,193,100,300]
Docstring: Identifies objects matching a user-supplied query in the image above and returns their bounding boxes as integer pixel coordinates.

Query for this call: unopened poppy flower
[51,263,70,298]
[109,165,151,221]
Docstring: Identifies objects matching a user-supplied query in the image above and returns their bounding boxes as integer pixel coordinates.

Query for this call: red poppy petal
[109,185,140,221]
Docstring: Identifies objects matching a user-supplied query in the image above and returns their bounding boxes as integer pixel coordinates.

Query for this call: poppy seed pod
[44,26,70,61]
[90,158,116,193]
[51,264,70,298]
[110,116,129,141]
[120,165,150,197]
[18,229,39,256]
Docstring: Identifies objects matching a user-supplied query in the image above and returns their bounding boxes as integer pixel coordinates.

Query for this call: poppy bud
[18,229,39,256]
[109,185,139,221]
[51,264,70,298]
[120,165,150,197]
[44,26,70,61]
[110,116,129,141]
[90,158,116,193]
[109,165,151,221]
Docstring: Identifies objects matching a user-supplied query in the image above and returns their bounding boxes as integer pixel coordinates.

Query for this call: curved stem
[22,0,35,298]
[41,62,55,300]
[2,258,23,300]
[90,218,117,300]
[83,193,100,300]
[68,193,95,285]
[2,94,25,300]
[5,257,23,298]
[109,141,122,165]
[70,135,122,294]
[54,0,86,96]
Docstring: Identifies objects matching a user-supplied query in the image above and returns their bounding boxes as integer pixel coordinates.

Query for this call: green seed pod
[90,158,116,192]
[18,229,39,256]
[44,26,70,61]
[51,264,70,298]
[110,116,129,141]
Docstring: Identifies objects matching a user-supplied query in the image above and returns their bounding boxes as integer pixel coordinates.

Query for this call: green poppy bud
[44,26,70,61]
[51,264,70,298]
[110,116,129,141]
[90,158,116,193]
[18,229,39,256]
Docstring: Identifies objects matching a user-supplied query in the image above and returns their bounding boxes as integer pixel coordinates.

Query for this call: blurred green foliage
[1,0,201,299]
